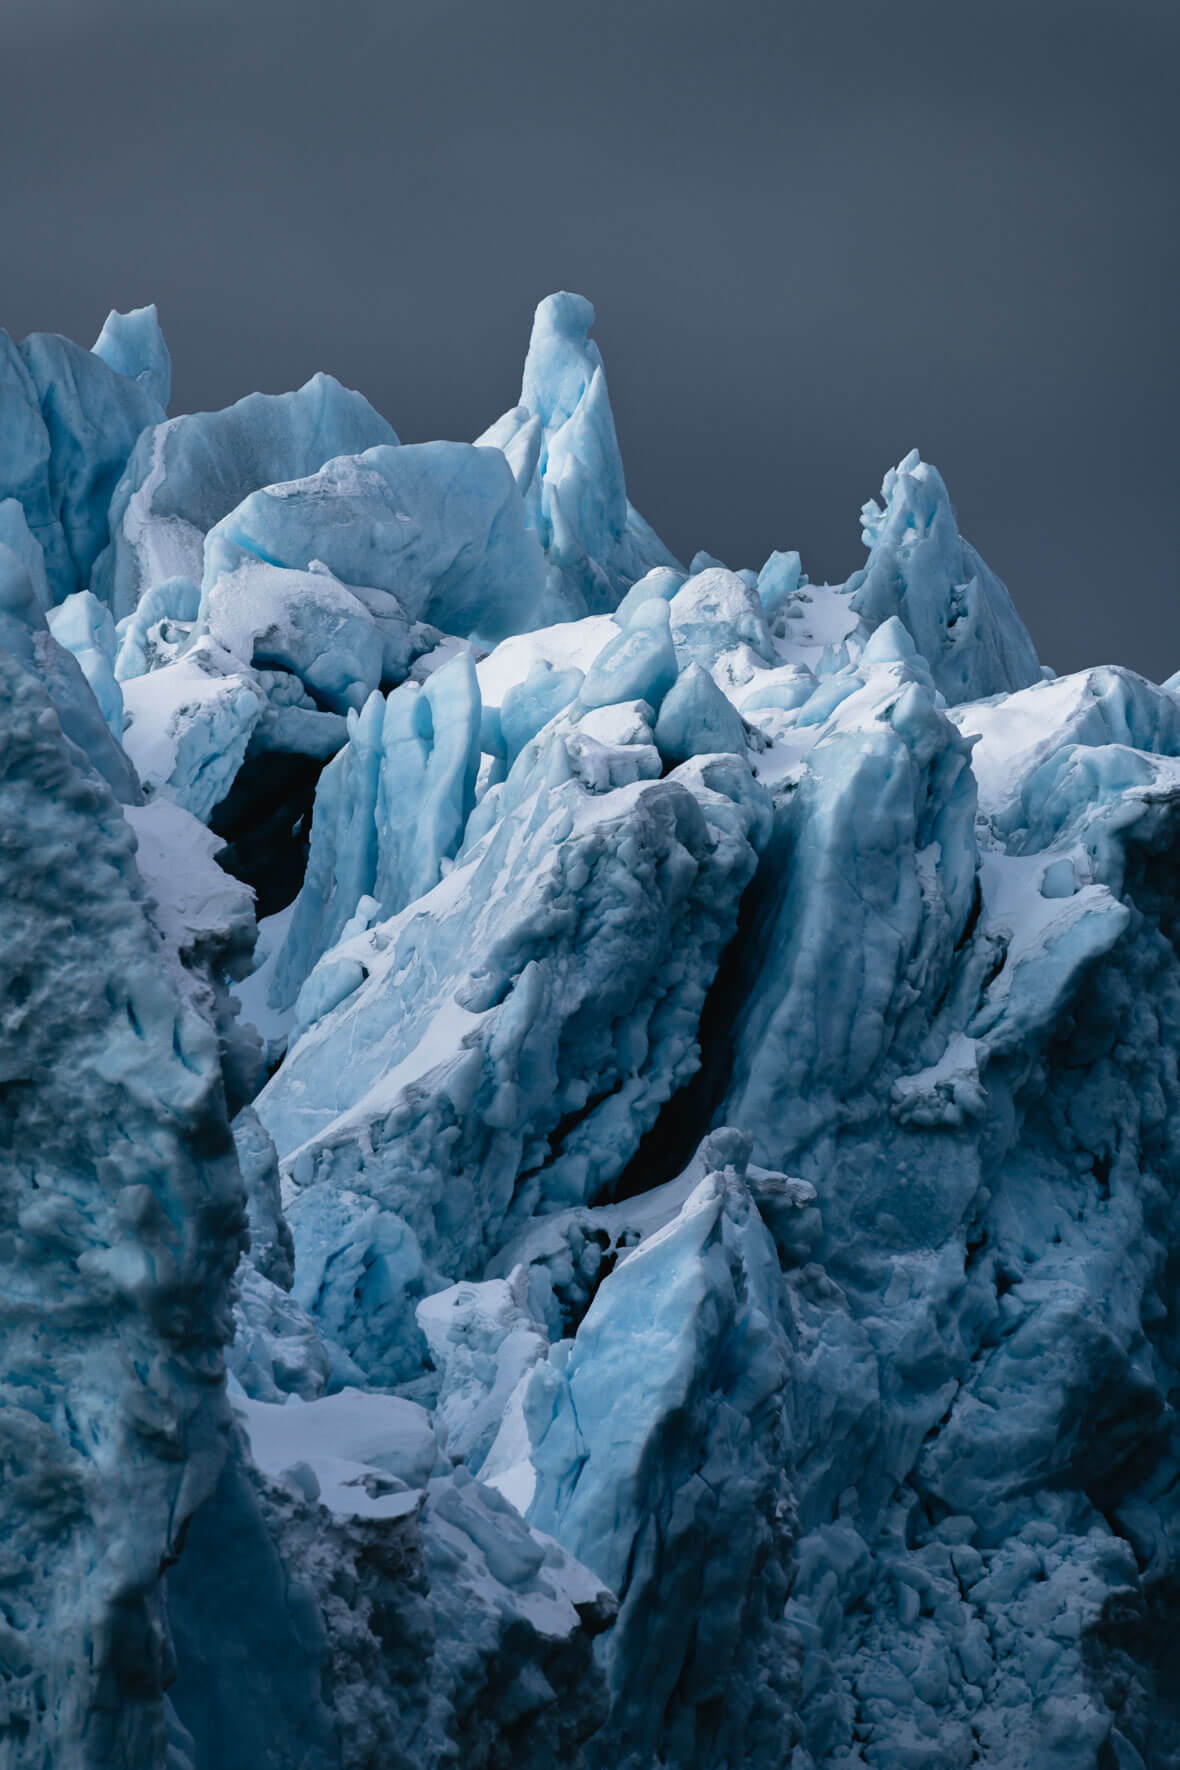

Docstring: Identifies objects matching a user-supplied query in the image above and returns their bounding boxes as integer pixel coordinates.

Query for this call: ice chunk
[668,564,776,680]
[95,372,397,618]
[227,1262,335,1403]
[167,1424,612,1770]
[654,659,748,765]
[755,547,804,621]
[612,562,687,627]
[0,495,52,612]
[46,589,123,737]
[271,651,482,1010]
[114,572,202,681]
[204,557,383,712]
[476,613,619,715]
[525,1160,798,1769]
[21,328,164,594]
[202,440,547,645]
[255,745,771,1370]
[499,660,585,764]
[92,301,172,408]
[231,1106,293,1290]
[120,635,267,821]
[721,660,980,1190]
[0,540,140,801]
[0,327,72,603]
[577,596,678,713]
[284,1185,442,1388]
[417,1268,549,1472]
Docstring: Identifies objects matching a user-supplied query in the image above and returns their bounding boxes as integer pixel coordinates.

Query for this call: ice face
[269,650,483,1012]
[0,645,243,1761]
[525,1151,799,1770]
[95,373,398,619]
[253,735,771,1376]
[1,325,164,609]
[7,290,1180,1770]
[202,441,548,645]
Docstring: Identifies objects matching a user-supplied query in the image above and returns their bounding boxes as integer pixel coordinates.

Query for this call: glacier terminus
[1,292,1179,1770]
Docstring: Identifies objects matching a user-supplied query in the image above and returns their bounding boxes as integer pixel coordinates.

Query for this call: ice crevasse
[1,290,1179,1770]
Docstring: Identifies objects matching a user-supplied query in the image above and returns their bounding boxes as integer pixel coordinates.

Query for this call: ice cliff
[2,292,1179,1770]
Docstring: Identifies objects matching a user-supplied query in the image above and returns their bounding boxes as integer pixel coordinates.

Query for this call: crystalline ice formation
[254,734,771,1377]
[848,447,1042,704]
[95,373,397,619]
[477,292,682,620]
[4,293,1180,1770]
[92,303,172,410]
[1,324,164,608]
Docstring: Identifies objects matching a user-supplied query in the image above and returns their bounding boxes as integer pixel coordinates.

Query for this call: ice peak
[849,447,1040,704]
[520,290,602,429]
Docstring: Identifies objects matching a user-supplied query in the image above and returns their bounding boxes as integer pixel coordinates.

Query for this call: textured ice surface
[848,448,1041,704]
[202,440,547,645]
[525,1142,800,1770]
[95,373,397,619]
[14,327,164,604]
[254,733,771,1378]
[5,292,1180,1770]
[92,303,172,410]
[0,646,243,1762]
[0,539,140,802]
[477,293,682,620]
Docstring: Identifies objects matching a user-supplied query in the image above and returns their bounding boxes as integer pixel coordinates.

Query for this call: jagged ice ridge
[1,290,1179,1770]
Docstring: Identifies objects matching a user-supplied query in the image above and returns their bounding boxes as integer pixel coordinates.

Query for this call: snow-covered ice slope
[3,291,1180,1770]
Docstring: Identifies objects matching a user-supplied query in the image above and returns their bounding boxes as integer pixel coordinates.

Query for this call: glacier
[2,289,1180,1770]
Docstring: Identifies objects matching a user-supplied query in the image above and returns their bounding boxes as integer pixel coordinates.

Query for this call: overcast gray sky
[2,0,1175,675]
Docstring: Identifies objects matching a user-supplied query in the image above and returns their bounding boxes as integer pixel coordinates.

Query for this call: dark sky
[2,0,1176,676]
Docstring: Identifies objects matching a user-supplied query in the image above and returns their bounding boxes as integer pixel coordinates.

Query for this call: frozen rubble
[2,292,1180,1770]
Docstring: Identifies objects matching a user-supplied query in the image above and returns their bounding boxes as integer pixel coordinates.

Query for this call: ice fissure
[3,292,1179,1770]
